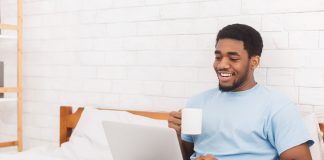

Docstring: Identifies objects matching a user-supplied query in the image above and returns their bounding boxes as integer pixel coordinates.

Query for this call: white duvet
[0,145,68,160]
[0,137,113,160]
[0,108,168,160]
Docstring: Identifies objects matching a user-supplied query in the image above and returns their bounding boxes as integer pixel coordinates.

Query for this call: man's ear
[250,56,260,70]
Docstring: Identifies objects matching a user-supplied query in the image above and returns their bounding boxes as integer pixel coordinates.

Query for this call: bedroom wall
[0,0,324,149]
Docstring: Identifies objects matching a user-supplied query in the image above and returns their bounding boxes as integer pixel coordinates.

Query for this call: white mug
[181,108,202,135]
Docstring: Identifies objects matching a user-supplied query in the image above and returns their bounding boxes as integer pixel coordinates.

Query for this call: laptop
[102,121,183,160]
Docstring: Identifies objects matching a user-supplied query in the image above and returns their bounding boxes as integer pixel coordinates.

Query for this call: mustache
[216,69,231,72]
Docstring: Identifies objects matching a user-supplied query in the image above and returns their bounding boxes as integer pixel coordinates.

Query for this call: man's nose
[216,58,230,69]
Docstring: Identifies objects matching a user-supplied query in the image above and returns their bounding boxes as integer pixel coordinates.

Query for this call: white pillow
[301,113,324,160]
[60,108,167,160]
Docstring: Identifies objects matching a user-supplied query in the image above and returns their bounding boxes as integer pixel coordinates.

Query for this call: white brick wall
[0,0,324,149]
[289,31,319,49]
[320,31,324,48]
[242,0,324,14]
[163,82,186,97]
[295,69,324,87]
[300,88,324,106]
[260,51,308,68]
[267,68,295,86]
[199,0,241,17]
[262,32,289,49]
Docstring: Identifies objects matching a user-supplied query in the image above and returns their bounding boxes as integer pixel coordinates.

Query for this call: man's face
[213,38,257,92]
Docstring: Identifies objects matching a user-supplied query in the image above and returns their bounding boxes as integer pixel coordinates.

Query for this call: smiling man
[168,24,314,160]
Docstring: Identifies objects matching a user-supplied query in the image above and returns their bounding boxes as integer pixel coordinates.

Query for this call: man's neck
[232,80,257,92]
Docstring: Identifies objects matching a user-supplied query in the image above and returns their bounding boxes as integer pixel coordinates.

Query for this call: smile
[220,73,233,77]
[217,71,236,82]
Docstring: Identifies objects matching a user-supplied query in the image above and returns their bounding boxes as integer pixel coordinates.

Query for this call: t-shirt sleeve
[181,133,193,143]
[266,101,314,155]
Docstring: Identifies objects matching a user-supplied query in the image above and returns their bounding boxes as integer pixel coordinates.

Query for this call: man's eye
[215,56,222,60]
[230,57,239,61]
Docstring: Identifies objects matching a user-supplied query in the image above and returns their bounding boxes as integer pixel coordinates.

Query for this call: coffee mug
[181,108,202,135]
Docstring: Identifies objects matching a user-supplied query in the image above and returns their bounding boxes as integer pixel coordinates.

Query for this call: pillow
[301,113,324,159]
[60,108,167,160]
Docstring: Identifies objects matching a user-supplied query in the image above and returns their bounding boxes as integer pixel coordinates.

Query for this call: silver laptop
[102,121,183,160]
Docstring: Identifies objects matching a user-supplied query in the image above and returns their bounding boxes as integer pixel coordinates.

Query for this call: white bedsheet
[0,138,112,160]
[0,145,68,160]
[0,141,112,160]
[0,108,167,160]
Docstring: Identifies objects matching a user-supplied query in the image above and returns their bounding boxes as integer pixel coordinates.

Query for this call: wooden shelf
[0,24,18,30]
[0,141,18,148]
[0,87,18,93]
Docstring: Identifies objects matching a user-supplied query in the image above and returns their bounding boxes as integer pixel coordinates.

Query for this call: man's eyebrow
[214,50,240,56]
[227,51,240,56]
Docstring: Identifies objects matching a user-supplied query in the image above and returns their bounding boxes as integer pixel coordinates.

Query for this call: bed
[60,106,324,144]
[1,105,324,160]
[59,105,169,145]
[59,105,324,160]
[0,106,170,160]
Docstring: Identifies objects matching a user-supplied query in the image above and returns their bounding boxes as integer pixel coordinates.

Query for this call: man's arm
[280,143,312,160]
[169,111,194,160]
[180,138,194,160]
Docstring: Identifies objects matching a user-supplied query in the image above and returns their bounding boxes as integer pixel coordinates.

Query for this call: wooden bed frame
[60,106,324,145]
[60,105,169,144]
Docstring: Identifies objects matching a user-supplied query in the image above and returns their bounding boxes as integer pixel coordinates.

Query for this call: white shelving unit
[0,98,17,102]
[0,0,23,151]
[0,35,17,40]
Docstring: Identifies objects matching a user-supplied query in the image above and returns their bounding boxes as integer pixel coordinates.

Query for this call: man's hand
[168,110,182,134]
[196,154,218,160]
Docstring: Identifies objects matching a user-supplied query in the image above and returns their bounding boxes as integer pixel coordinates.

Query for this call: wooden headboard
[60,106,324,145]
[320,124,324,141]
[59,106,169,145]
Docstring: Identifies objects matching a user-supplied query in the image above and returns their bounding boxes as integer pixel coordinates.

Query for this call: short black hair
[216,24,263,57]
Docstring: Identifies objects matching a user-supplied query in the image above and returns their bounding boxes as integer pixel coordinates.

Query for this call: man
[168,24,313,160]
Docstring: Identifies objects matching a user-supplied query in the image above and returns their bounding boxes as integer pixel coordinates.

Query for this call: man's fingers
[168,123,181,133]
[170,111,182,119]
[168,111,182,134]
[168,111,182,125]
[205,154,217,160]
[195,156,205,160]
[196,154,217,160]
[168,115,181,125]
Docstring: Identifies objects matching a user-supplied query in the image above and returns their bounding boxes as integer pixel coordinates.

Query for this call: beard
[218,66,250,92]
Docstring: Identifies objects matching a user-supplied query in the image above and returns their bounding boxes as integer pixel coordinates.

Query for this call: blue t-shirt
[182,84,313,160]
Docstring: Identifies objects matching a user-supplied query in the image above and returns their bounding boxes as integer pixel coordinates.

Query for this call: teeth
[220,73,232,77]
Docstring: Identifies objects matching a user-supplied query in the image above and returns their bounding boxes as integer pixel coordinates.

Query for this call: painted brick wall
[1,0,324,149]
